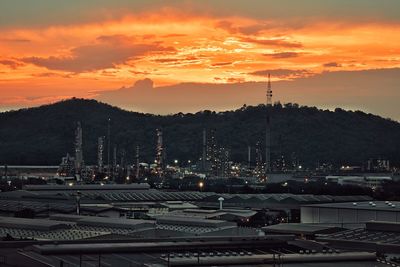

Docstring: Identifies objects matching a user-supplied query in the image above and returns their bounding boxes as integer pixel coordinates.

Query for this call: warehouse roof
[303,201,400,212]
[0,216,70,231]
[23,183,150,191]
[263,223,344,235]
[156,215,236,228]
[202,194,372,204]
[0,188,372,207]
[318,221,400,252]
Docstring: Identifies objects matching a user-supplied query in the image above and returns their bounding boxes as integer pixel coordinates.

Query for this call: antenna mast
[265,73,272,175]
[267,73,272,106]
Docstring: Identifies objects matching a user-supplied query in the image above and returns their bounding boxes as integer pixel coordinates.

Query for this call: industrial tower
[113,146,117,179]
[265,74,272,175]
[255,141,263,178]
[135,145,140,179]
[97,136,105,173]
[202,128,207,171]
[106,118,111,178]
[74,122,84,177]
[155,129,164,177]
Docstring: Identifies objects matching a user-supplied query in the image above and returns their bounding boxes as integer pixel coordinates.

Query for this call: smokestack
[74,121,83,176]
[113,146,117,180]
[107,118,111,178]
[202,128,207,171]
[136,145,140,179]
[155,129,164,177]
[248,146,251,168]
[266,115,271,174]
[97,136,104,173]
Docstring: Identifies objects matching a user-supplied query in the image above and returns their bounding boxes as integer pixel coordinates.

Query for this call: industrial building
[318,221,400,254]
[263,223,344,239]
[301,201,400,226]
[326,175,392,189]
[0,234,386,267]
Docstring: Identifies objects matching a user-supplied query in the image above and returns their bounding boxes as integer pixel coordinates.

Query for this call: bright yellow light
[199,181,204,188]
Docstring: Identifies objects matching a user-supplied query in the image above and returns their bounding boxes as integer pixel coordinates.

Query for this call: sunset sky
[1,0,399,120]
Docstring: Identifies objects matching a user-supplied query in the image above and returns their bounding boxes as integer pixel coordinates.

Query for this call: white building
[326,175,392,189]
[301,201,400,227]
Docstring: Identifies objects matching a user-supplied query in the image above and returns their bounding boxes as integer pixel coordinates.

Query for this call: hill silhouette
[0,98,399,168]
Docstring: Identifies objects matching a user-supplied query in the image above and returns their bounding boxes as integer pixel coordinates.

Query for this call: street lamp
[198,181,204,191]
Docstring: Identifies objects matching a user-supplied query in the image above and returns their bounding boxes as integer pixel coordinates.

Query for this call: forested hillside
[0,98,399,168]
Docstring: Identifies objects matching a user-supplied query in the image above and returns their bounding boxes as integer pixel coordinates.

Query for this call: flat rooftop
[0,216,70,231]
[263,223,344,235]
[317,221,400,253]
[156,215,236,228]
[23,183,150,191]
[49,214,155,229]
[303,201,400,211]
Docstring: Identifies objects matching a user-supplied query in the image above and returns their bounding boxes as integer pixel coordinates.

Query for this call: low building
[263,223,344,239]
[2,235,383,267]
[326,175,392,189]
[301,201,400,227]
[318,221,400,254]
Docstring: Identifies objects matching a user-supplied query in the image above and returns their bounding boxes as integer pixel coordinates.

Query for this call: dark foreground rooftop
[0,235,386,267]
[318,221,400,253]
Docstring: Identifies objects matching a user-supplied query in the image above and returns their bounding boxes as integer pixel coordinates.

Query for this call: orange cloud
[22,35,175,72]
[0,9,399,118]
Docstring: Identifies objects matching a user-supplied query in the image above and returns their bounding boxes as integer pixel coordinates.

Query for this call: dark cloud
[211,62,233,67]
[22,35,175,72]
[152,56,202,66]
[130,70,152,75]
[250,68,311,78]
[263,52,299,58]
[0,59,24,69]
[0,38,30,43]
[323,62,342,67]
[240,37,302,48]
[95,68,400,121]
[215,20,266,35]
[31,72,72,78]
[96,78,262,114]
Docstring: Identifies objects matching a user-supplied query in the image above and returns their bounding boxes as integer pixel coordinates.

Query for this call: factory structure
[3,74,391,188]
[0,86,398,266]
[0,182,396,266]
[1,74,395,191]
[47,75,284,185]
